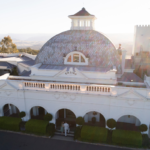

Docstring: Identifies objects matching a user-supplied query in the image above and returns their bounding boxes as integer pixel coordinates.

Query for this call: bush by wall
[25,119,49,135]
[46,123,55,137]
[76,117,85,126]
[0,116,22,131]
[142,134,149,147]
[81,125,108,142]
[19,111,26,118]
[139,124,148,132]
[44,113,53,122]
[112,129,142,147]
[74,126,82,140]
[107,119,116,129]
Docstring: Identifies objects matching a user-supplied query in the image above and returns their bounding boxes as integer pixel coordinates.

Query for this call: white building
[0,8,150,135]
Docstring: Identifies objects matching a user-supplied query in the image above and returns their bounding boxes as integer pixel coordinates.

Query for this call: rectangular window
[73,54,79,62]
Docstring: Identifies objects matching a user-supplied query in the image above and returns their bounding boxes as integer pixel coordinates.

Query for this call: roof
[69,7,94,16]
[20,70,31,76]
[39,64,111,72]
[0,62,14,70]
[117,72,143,83]
[35,30,122,73]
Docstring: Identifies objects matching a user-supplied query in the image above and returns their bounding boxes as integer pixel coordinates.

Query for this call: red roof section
[69,7,94,16]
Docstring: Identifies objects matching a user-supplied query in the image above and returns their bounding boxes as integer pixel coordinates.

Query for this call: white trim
[64,51,88,65]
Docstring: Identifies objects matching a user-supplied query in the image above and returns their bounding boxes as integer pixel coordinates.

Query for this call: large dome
[35,30,122,73]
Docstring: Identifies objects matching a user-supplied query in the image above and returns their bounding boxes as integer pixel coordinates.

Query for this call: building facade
[0,8,150,135]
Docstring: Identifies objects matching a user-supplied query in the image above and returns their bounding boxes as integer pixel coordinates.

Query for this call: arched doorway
[83,111,106,127]
[117,115,141,131]
[55,109,76,131]
[3,104,20,117]
[30,106,47,120]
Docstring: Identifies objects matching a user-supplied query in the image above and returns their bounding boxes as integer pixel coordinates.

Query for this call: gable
[0,83,17,90]
[118,90,146,100]
[54,67,88,79]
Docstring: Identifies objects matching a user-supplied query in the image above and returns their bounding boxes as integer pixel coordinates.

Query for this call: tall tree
[0,36,19,53]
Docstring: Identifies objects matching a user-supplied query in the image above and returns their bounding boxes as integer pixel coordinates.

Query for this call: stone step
[55,131,74,137]
[52,135,74,141]
[56,129,74,134]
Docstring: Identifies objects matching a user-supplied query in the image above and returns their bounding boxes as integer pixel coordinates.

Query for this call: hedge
[74,126,82,140]
[46,123,55,137]
[25,119,49,135]
[142,134,149,147]
[81,125,108,142]
[0,116,22,131]
[112,129,142,147]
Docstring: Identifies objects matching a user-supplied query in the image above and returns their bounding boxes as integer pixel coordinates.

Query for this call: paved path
[0,131,131,150]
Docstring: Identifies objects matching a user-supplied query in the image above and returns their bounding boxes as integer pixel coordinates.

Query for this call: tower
[133,25,150,56]
[68,7,96,30]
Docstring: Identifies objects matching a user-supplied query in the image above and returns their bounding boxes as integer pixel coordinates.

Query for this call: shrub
[46,123,55,137]
[107,119,116,129]
[92,117,96,124]
[0,116,22,131]
[74,126,82,140]
[44,113,53,122]
[112,129,142,147]
[76,117,85,126]
[142,134,149,147]
[139,124,148,132]
[19,111,26,118]
[25,119,49,135]
[81,125,108,142]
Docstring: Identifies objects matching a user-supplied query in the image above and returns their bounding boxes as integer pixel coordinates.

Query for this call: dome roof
[35,30,122,73]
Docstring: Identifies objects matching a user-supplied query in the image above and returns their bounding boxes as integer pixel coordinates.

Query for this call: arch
[83,110,106,127]
[55,107,77,131]
[64,51,88,65]
[116,114,141,131]
[3,103,20,117]
[30,106,48,120]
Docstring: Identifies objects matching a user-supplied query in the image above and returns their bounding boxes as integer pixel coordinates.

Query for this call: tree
[139,124,147,132]
[10,66,18,76]
[0,36,19,53]
[19,111,26,118]
[76,117,85,126]
[107,119,116,129]
[44,113,53,122]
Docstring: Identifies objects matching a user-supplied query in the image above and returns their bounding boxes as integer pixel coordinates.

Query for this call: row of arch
[2,103,141,130]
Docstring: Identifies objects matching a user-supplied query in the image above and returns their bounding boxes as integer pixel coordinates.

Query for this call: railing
[50,84,80,91]
[24,82,45,88]
[86,86,111,93]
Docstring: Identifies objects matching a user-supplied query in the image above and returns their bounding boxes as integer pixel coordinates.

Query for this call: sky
[0,0,150,34]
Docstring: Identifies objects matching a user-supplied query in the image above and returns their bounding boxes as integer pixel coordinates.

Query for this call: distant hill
[0,33,134,54]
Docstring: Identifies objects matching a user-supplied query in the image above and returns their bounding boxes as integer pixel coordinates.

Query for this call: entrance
[55,109,76,131]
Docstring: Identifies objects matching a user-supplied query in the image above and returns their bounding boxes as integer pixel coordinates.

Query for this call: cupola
[68,8,96,30]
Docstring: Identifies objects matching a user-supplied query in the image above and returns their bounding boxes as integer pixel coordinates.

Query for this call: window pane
[81,56,85,62]
[73,54,79,62]
[67,55,71,62]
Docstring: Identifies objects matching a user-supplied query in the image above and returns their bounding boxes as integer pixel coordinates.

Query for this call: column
[97,113,100,122]
[84,113,88,123]
[64,109,66,119]
[135,118,140,126]
[9,104,12,115]
[45,109,47,115]
[32,107,36,116]
[36,107,39,116]
[78,20,80,29]
[90,20,92,29]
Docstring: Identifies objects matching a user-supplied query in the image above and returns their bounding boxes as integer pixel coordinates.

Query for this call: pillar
[36,107,39,115]
[32,107,37,116]
[45,109,47,115]
[135,118,140,126]
[64,109,66,119]
[84,113,88,123]
[97,113,100,122]
[78,20,80,29]
[9,104,12,115]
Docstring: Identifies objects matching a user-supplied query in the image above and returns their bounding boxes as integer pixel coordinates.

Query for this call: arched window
[64,51,88,65]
